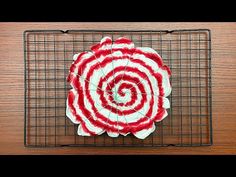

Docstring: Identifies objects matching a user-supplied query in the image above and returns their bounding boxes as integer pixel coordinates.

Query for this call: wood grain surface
[0,22,235,155]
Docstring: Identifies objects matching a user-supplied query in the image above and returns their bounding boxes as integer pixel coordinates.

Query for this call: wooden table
[0,23,235,155]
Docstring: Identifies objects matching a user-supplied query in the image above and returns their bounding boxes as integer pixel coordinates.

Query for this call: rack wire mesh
[24,29,212,147]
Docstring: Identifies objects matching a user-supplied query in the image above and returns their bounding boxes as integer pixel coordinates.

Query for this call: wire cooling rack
[24,29,212,147]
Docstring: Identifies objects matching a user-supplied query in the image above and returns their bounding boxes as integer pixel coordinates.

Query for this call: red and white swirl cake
[66,36,171,139]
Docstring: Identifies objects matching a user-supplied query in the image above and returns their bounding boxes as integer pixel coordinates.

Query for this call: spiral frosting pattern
[66,37,171,139]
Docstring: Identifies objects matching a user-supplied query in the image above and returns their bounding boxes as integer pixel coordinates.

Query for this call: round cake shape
[66,36,171,139]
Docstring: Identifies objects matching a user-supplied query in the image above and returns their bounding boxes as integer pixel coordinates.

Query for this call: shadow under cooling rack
[24,29,212,147]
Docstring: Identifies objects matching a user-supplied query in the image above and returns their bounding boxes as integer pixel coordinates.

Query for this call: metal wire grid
[24,29,212,147]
